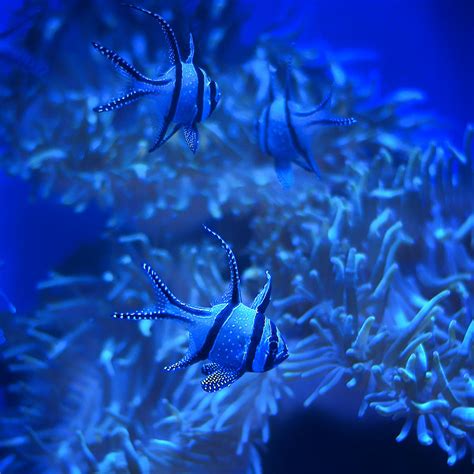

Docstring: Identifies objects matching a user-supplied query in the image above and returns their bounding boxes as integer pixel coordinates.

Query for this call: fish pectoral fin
[183,124,200,154]
[274,156,294,188]
[164,352,199,372]
[201,362,222,375]
[201,368,242,393]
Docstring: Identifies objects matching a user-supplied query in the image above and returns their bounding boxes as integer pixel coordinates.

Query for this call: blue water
[0,1,472,473]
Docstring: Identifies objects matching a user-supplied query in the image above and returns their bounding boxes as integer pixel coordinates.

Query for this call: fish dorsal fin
[203,226,241,305]
[186,33,195,64]
[126,4,181,65]
[251,271,272,313]
[143,263,209,316]
[91,41,171,86]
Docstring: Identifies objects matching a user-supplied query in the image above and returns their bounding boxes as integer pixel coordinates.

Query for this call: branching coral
[0,0,472,471]
[0,234,291,473]
[267,127,473,465]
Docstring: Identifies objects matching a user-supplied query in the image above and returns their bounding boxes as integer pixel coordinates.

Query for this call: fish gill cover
[0,0,472,473]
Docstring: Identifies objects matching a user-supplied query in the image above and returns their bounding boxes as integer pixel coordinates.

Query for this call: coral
[0,234,289,473]
[0,0,472,471]
[269,127,474,465]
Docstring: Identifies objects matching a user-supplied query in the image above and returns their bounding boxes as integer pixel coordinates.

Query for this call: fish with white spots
[92,4,221,153]
[113,226,289,393]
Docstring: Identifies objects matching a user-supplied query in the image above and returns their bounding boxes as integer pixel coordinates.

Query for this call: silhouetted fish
[257,65,356,187]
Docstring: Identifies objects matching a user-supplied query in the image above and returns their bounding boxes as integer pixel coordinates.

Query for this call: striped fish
[257,66,356,187]
[113,226,289,393]
[92,4,221,153]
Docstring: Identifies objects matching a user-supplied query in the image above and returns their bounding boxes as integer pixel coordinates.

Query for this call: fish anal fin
[183,124,200,154]
[201,368,242,393]
[149,123,182,152]
[112,310,189,323]
[93,89,152,113]
[310,117,357,127]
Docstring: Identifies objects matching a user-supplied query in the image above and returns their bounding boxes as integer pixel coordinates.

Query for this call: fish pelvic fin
[201,367,242,393]
[183,124,200,154]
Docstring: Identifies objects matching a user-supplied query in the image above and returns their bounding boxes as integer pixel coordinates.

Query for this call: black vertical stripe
[264,321,278,371]
[198,304,234,359]
[263,104,271,155]
[284,97,308,161]
[245,312,266,371]
[156,62,182,148]
[209,81,217,114]
[195,66,205,123]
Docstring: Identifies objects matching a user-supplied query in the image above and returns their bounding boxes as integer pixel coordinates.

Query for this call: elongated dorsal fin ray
[201,367,242,392]
[125,4,181,65]
[186,33,195,64]
[292,89,333,118]
[251,271,272,313]
[91,41,169,86]
[143,263,210,316]
[203,226,241,305]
